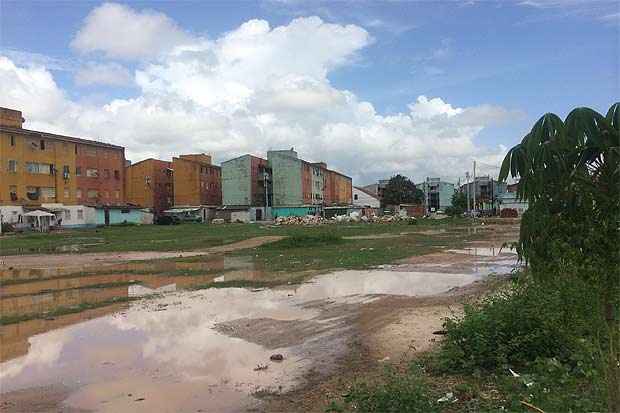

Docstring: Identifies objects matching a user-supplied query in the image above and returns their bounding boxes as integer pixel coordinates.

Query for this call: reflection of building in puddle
[0,286,130,318]
[0,304,125,363]
[0,255,259,285]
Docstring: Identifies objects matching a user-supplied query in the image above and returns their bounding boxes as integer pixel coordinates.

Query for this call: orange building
[125,158,173,215]
[0,107,125,207]
[172,154,222,206]
[323,168,353,206]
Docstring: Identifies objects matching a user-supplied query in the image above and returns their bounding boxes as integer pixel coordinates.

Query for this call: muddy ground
[0,222,519,412]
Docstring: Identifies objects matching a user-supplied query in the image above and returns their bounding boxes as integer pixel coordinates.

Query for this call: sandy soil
[0,236,284,269]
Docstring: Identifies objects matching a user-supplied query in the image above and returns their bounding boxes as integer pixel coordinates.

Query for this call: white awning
[23,210,56,217]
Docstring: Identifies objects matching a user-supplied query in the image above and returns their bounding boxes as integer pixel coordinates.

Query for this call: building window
[114,170,120,179]
[354,194,358,200]
[104,169,110,179]
[64,210,71,220]
[76,189,82,198]
[26,162,51,174]
[77,209,83,220]
[76,166,82,176]
[86,168,99,177]
[9,186,17,201]
[63,165,70,179]
[8,159,17,173]
[40,187,56,200]
[87,189,98,199]
[75,144,78,155]
[40,140,45,150]
[26,186,40,200]
[10,135,15,146]
[114,190,120,199]
[64,188,70,198]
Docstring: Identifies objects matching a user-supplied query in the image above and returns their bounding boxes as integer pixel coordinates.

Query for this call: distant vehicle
[155,215,180,225]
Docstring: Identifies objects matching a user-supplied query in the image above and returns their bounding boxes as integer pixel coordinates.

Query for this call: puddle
[0,256,259,285]
[0,266,500,412]
[447,247,516,257]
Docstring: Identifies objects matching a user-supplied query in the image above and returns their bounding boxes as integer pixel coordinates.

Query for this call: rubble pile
[273,212,417,226]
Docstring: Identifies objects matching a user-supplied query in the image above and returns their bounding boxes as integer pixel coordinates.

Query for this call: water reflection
[0,267,498,412]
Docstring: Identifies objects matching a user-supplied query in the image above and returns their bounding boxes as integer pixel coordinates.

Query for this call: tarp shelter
[23,210,55,232]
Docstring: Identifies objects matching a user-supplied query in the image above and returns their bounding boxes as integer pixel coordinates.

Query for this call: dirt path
[0,236,284,270]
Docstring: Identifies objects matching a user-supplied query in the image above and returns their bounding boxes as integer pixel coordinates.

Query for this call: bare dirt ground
[0,236,284,270]
[258,279,495,413]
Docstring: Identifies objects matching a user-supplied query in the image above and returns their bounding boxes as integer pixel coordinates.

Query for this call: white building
[353,187,380,208]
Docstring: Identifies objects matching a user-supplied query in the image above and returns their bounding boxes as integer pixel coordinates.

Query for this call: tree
[499,102,620,412]
[382,175,424,207]
[445,191,467,216]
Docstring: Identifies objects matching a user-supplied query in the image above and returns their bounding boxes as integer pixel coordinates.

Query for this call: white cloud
[75,62,133,86]
[1,8,519,184]
[71,2,192,60]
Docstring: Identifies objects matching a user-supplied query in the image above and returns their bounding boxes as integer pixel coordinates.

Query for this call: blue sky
[0,0,618,183]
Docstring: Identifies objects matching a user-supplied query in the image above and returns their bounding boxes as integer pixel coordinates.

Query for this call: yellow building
[172,154,222,206]
[0,107,125,206]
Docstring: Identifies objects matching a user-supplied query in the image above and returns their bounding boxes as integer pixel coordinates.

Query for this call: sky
[0,0,618,185]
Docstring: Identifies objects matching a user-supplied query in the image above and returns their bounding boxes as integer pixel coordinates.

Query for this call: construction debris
[273,213,418,226]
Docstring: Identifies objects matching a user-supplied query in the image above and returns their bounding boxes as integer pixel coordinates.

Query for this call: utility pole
[465,172,470,215]
[472,160,477,217]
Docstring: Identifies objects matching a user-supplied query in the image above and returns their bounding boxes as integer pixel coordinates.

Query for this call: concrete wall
[272,206,320,218]
[222,155,252,206]
[268,151,303,206]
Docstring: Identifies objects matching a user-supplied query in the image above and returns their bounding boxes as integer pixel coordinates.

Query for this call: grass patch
[262,233,345,249]
[0,218,472,256]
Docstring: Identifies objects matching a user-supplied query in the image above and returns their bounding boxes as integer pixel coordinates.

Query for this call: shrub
[340,364,438,413]
[437,275,602,373]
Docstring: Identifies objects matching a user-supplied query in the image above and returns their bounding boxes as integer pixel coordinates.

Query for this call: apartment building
[221,149,352,210]
[221,154,271,207]
[0,107,125,207]
[172,154,222,206]
[125,158,174,215]
[416,177,455,212]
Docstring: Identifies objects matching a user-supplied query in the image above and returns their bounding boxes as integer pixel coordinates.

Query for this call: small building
[94,206,153,226]
[215,206,251,223]
[416,178,455,212]
[353,186,380,208]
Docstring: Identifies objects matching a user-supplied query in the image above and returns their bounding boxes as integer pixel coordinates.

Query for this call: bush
[437,275,602,373]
